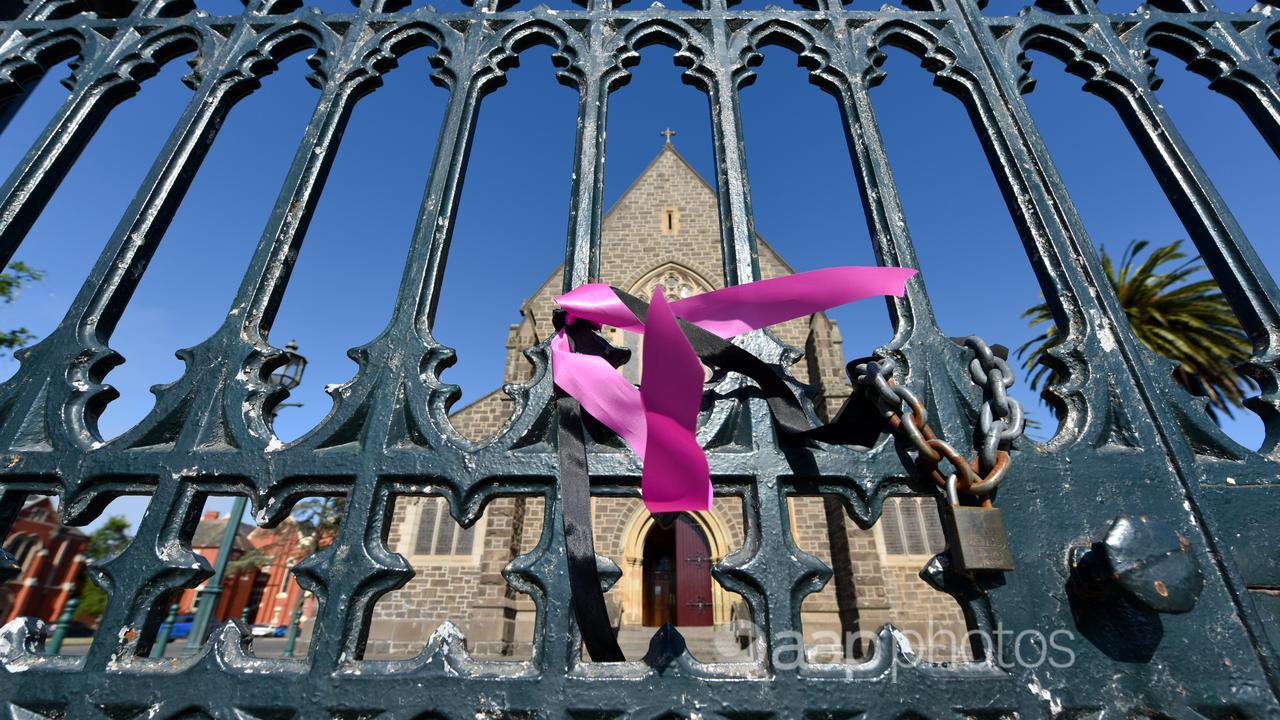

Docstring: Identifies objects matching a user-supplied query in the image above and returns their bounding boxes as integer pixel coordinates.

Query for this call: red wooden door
[674,517,713,626]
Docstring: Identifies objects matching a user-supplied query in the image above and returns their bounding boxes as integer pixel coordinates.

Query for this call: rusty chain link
[852,336,1025,497]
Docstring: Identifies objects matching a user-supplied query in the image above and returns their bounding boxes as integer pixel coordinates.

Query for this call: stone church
[366,140,967,663]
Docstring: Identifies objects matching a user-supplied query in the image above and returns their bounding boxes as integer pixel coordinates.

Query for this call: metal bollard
[282,606,304,658]
[46,597,79,654]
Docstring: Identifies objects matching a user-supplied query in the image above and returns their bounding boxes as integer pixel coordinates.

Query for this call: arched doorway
[641,515,713,627]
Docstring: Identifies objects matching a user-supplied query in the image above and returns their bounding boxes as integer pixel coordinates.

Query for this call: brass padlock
[941,475,1014,572]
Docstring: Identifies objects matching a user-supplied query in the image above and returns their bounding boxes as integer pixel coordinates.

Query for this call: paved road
[53,635,311,658]
[49,636,531,662]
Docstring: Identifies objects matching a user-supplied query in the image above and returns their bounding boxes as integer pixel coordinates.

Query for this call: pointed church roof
[521,140,801,307]
[618,141,800,276]
[602,142,717,223]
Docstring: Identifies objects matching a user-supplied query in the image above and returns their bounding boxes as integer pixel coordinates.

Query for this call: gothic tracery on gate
[0,0,1274,713]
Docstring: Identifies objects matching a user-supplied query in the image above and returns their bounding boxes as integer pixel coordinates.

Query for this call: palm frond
[1019,239,1254,425]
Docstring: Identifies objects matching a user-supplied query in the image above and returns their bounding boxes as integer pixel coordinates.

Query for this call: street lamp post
[179,341,307,658]
[268,340,308,417]
[180,495,245,658]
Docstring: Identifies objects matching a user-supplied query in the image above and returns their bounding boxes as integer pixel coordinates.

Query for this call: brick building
[244,519,318,630]
[367,141,968,662]
[183,510,316,631]
[0,496,87,625]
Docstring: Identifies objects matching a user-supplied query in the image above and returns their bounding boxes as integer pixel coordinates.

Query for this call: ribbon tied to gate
[551,265,917,662]
[553,266,917,512]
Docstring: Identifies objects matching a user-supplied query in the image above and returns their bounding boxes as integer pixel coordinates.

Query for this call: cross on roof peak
[660,128,677,144]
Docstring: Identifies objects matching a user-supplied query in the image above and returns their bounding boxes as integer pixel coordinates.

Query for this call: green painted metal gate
[0,0,1277,713]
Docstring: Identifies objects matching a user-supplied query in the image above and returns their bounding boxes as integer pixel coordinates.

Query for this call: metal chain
[851,336,1025,497]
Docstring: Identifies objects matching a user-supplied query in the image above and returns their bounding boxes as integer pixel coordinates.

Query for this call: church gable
[522,145,776,334]
[599,145,725,294]
[516,143,728,346]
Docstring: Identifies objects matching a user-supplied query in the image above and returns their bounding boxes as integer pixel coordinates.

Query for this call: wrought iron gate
[0,0,1276,711]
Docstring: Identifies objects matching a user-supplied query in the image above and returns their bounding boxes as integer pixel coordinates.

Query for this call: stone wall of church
[790,494,970,663]
[790,496,883,661]
[367,495,530,659]
[880,563,972,662]
[512,496,544,650]
[805,313,851,420]
[446,390,514,443]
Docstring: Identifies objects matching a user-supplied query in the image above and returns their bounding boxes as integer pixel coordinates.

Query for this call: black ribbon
[555,310,628,662]
[555,291,883,662]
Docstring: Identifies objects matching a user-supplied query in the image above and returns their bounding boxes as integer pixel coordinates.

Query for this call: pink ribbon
[551,266,917,513]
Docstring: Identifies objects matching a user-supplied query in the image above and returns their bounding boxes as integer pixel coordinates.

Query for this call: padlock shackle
[947,473,996,508]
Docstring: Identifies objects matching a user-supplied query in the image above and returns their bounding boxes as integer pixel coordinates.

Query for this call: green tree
[75,515,133,620]
[0,261,44,356]
[1019,239,1254,424]
[292,496,344,545]
[226,548,272,574]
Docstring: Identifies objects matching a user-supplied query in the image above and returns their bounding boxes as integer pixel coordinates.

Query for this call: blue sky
[0,8,1273,530]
